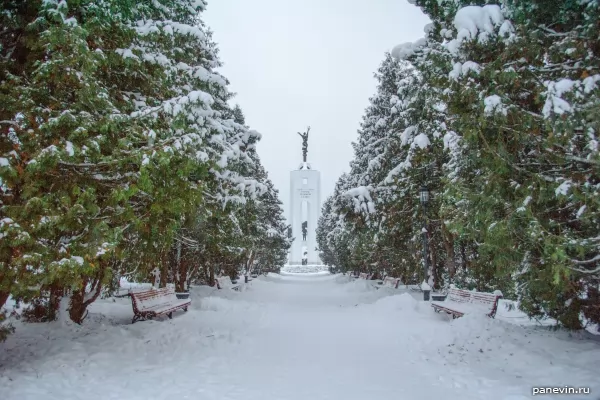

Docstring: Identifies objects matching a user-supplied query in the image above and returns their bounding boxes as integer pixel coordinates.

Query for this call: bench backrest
[131,287,177,312]
[382,277,400,288]
[215,276,235,289]
[121,282,153,290]
[447,288,503,310]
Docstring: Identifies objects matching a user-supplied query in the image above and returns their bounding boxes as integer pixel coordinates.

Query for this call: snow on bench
[431,288,503,319]
[382,276,401,289]
[130,287,191,323]
[215,276,242,291]
[114,282,153,298]
[407,284,422,292]
[358,273,372,280]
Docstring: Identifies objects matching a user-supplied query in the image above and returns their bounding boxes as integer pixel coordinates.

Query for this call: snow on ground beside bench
[495,299,557,327]
[1,274,599,400]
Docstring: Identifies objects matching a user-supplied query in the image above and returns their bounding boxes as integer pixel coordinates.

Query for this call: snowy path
[1,273,599,400]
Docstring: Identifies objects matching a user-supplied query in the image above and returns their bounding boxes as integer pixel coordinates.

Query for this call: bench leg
[132,314,141,324]
[168,312,173,319]
[184,307,188,312]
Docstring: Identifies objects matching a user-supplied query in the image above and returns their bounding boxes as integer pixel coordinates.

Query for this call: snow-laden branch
[571,254,600,265]
[0,120,19,127]
[566,156,600,166]
[569,265,600,274]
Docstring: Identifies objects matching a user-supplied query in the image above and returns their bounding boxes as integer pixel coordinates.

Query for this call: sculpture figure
[297,126,310,162]
[302,221,307,241]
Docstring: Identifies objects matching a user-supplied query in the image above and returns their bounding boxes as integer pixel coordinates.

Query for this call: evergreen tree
[0,0,273,325]
[320,0,599,329]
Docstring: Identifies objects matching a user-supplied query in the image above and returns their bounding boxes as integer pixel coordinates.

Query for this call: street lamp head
[420,185,429,204]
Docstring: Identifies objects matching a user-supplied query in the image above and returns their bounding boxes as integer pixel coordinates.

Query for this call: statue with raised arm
[297,126,310,162]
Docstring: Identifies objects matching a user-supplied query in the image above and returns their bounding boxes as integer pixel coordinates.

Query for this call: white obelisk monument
[289,127,321,265]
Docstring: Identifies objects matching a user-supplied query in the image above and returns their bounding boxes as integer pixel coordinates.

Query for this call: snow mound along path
[370,292,423,314]
[257,272,285,282]
[257,271,334,282]
[198,296,261,314]
[342,278,378,292]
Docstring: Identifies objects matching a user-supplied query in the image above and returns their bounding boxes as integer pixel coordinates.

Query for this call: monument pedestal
[289,164,321,265]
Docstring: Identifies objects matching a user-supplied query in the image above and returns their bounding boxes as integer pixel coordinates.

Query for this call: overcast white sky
[204,0,429,221]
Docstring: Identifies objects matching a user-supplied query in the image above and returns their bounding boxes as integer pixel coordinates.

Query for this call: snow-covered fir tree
[0,0,290,328]
[318,0,599,329]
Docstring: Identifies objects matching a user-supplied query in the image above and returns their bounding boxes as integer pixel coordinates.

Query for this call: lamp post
[419,185,431,301]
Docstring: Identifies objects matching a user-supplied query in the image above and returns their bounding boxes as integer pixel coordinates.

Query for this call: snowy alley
[1,273,599,400]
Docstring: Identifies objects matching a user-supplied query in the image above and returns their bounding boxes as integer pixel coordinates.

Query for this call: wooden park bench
[358,273,372,280]
[404,280,421,291]
[381,276,401,289]
[114,282,153,298]
[130,287,191,323]
[431,287,503,319]
[215,276,242,291]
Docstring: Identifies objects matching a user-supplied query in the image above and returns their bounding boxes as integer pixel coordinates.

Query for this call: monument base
[281,264,329,274]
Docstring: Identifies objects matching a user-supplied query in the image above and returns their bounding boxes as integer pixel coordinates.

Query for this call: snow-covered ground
[280,264,330,274]
[1,273,599,400]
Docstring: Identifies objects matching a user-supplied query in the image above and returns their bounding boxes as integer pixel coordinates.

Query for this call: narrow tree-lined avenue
[0,1,599,398]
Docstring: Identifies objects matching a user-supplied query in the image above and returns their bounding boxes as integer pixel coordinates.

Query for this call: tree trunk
[160,251,168,288]
[460,243,468,271]
[441,224,456,278]
[209,263,215,286]
[186,263,199,290]
[68,270,105,324]
[68,289,87,324]
[245,250,256,275]
[0,291,9,311]
[429,230,437,289]
[176,255,188,292]
[47,284,63,321]
[202,263,209,285]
